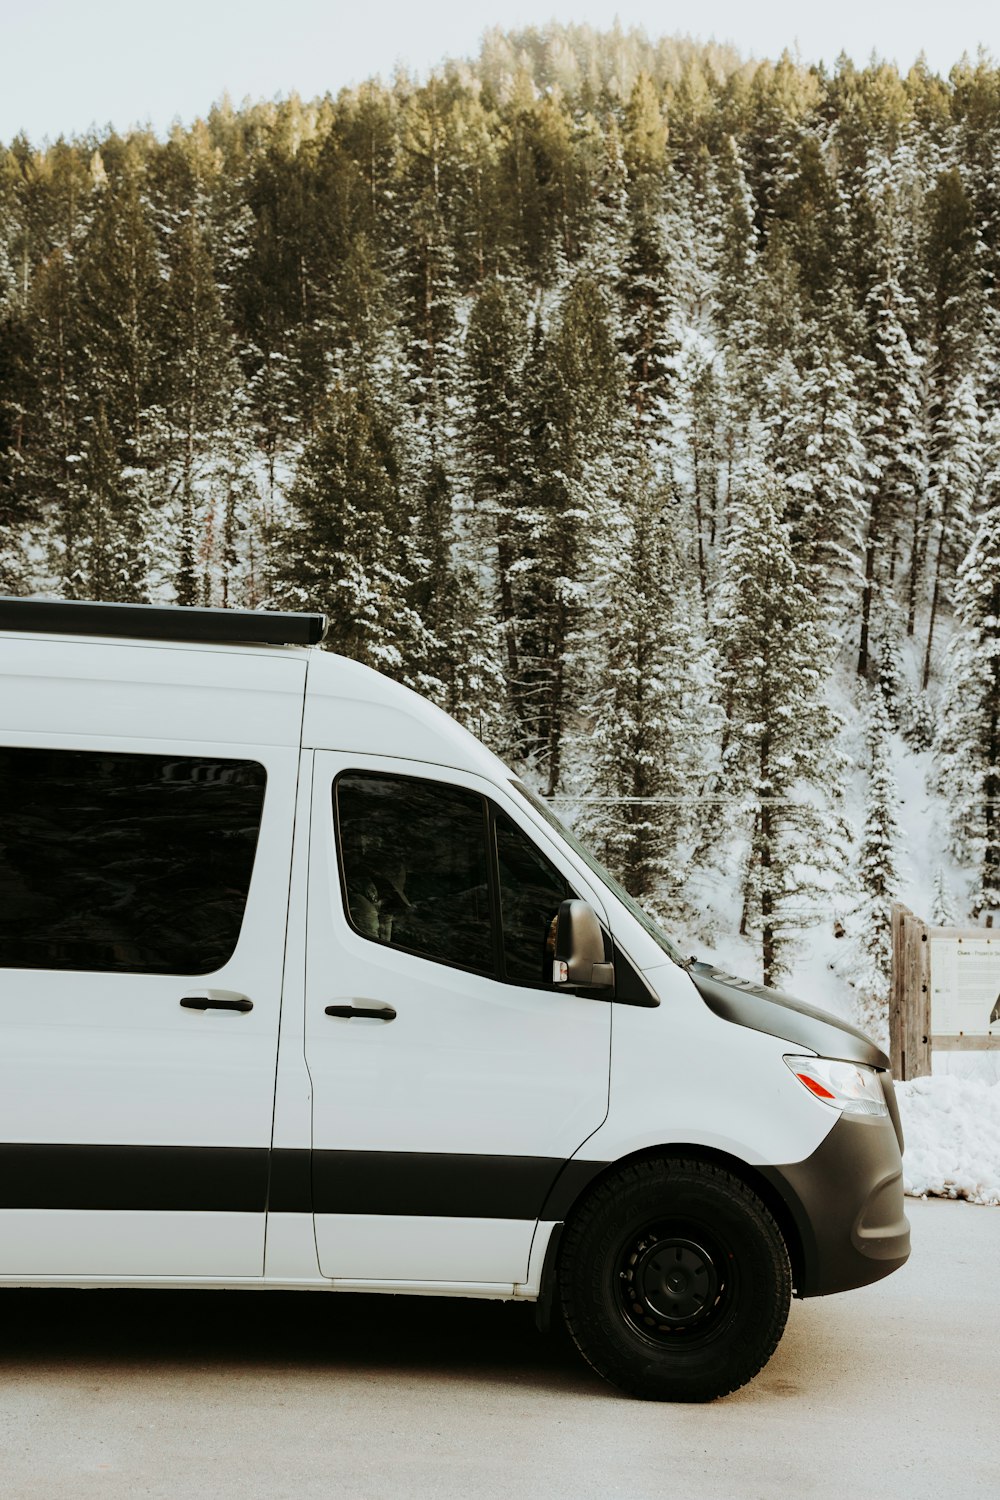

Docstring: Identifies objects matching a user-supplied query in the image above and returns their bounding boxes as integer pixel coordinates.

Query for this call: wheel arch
[540,1143,809,1301]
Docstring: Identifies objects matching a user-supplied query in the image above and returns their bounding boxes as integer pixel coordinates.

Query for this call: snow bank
[898,1076,1000,1205]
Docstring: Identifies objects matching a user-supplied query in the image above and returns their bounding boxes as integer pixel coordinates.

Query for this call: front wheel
[558,1157,792,1401]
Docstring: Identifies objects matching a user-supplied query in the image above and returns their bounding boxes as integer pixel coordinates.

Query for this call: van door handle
[180,992,254,1013]
[324,1002,397,1021]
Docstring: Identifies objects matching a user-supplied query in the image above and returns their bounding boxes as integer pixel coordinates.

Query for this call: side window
[335,773,494,974]
[0,747,266,975]
[495,811,575,985]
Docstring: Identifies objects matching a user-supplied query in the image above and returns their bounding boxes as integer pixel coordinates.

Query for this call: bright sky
[3,1,999,146]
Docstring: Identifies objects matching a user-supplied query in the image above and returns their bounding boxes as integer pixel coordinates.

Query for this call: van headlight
[783,1056,888,1116]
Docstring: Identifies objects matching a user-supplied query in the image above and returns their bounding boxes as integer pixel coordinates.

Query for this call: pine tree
[852,686,901,1043]
[75,146,163,468]
[407,459,508,745]
[857,258,925,677]
[158,186,234,604]
[777,330,867,617]
[75,401,148,601]
[22,245,90,594]
[0,246,35,591]
[714,456,842,985]
[922,375,981,687]
[936,484,1000,918]
[464,277,532,727]
[931,866,957,926]
[618,193,674,432]
[914,167,982,641]
[394,77,463,439]
[271,384,422,677]
[580,462,715,904]
[713,135,758,341]
[669,331,727,609]
[518,273,626,793]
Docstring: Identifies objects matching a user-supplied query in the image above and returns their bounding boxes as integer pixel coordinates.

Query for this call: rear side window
[0,748,266,975]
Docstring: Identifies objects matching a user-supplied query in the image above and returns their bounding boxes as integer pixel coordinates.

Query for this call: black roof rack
[0,596,328,648]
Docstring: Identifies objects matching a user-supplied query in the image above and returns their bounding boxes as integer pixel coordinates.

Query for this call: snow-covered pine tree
[579,460,715,905]
[913,167,981,642]
[271,382,423,678]
[712,134,758,349]
[516,272,626,793]
[609,77,674,441]
[0,218,35,592]
[75,148,163,471]
[931,866,957,927]
[394,76,464,446]
[159,190,234,605]
[75,401,148,601]
[921,374,981,687]
[857,256,925,677]
[25,245,92,596]
[936,476,1000,919]
[668,330,728,610]
[852,685,901,1043]
[407,459,509,748]
[714,452,842,986]
[464,276,533,740]
[776,329,867,621]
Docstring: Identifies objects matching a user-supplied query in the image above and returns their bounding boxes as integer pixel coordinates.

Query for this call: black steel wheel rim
[616,1221,734,1346]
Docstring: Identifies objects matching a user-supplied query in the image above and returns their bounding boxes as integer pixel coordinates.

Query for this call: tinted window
[0,748,266,975]
[336,773,494,973]
[512,780,685,965]
[495,811,575,984]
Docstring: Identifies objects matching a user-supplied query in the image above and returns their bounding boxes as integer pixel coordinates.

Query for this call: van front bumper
[761,1108,910,1298]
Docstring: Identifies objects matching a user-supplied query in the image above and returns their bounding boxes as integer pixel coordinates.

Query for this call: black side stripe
[0,1145,269,1212]
[313,1151,559,1219]
[0,1145,608,1219]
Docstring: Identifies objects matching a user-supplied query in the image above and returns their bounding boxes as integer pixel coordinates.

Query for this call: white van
[0,597,909,1401]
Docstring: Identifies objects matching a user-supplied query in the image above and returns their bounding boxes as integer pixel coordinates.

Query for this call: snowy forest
[2,24,1000,1036]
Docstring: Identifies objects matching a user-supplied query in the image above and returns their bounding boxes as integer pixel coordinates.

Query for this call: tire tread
[557,1156,792,1401]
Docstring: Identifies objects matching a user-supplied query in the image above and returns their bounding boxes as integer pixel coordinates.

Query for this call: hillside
[3,26,1000,1041]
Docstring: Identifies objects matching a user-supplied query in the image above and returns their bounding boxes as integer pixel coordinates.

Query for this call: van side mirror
[553,899,615,992]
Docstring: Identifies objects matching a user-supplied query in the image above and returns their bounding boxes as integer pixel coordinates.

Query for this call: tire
[558,1157,792,1402]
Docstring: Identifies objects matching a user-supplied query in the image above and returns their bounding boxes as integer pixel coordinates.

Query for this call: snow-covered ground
[899,1075,1000,1205]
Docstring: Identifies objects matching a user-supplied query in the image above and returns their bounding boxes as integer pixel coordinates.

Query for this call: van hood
[688,961,890,1070]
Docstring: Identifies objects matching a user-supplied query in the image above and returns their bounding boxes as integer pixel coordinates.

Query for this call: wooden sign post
[890,901,1000,1079]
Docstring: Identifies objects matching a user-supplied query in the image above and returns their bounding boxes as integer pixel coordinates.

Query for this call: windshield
[512,782,687,966]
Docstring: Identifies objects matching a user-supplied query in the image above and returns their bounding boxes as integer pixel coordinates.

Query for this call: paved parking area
[0,1199,997,1500]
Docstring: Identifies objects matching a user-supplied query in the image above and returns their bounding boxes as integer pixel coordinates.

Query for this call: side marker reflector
[796,1073,837,1101]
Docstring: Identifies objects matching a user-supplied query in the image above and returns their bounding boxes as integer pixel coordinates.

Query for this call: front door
[305,754,612,1286]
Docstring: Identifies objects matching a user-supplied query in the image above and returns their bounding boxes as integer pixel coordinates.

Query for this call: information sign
[929,937,1000,1037]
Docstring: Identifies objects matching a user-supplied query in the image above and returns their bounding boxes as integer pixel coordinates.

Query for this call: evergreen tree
[936,484,1000,918]
[158,187,234,604]
[272,384,422,677]
[407,459,508,745]
[519,273,626,793]
[714,457,842,985]
[857,257,925,676]
[931,866,957,926]
[852,686,901,1044]
[713,135,758,341]
[922,374,981,687]
[580,462,715,904]
[914,167,981,640]
[464,277,532,725]
[75,147,163,466]
[778,331,867,616]
[75,401,148,601]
